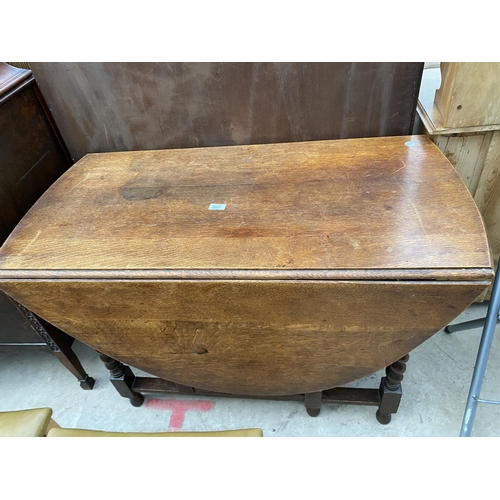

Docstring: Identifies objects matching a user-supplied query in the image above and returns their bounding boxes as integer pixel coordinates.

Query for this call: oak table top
[0,135,492,277]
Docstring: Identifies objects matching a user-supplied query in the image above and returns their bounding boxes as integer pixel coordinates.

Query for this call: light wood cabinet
[417,64,500,298]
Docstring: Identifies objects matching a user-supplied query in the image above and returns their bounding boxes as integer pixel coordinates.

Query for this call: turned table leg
[97,352,144,407]
[376,354,410,424]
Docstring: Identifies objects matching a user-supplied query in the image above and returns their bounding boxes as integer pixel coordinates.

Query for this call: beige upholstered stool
[0,407,262,436]
[48,428,263,437]
[0,408,59,437]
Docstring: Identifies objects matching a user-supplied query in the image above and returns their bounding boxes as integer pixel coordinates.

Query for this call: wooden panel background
[474,131,500,283]
[434,63,500,129]
[433,132,494,196]
[28,62,424,161]
[430,132,500,300]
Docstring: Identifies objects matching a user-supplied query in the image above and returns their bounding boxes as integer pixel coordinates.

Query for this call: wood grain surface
[433,132,494,196]
[0,279,487,396]
[475,131,500,282]
[28,62,423,162]
[0,135,492,396]
[0,135,491,274]
[435,63,500,129]
[418,66,500,135]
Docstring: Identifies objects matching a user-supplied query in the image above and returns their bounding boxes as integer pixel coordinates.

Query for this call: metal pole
[460,267,500,436]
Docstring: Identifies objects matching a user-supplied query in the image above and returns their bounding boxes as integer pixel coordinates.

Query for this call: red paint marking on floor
[145,399,216,430]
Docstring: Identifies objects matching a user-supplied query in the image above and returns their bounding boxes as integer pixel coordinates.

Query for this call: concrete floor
[1,302,499,437]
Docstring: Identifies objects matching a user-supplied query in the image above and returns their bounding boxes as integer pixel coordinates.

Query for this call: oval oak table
[0,135,493,423]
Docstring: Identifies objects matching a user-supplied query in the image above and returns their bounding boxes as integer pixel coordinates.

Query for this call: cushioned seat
[0,408,53,437]
[48,427,263,437]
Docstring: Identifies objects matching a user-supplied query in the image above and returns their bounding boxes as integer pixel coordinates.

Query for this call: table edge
[0,268,494,281]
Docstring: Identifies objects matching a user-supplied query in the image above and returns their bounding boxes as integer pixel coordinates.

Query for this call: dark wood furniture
[0,63,94,389]
[0,135,491,421]
[28,62,424,161]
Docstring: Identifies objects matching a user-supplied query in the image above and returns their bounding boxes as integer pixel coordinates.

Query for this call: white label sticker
[208,203,226,210]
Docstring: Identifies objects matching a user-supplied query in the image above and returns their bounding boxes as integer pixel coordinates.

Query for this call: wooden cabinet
[27,62,424,161]
[416,64,500,299]
[434,63,500,129]
[0,63,94,388]
[0,136,491,417]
